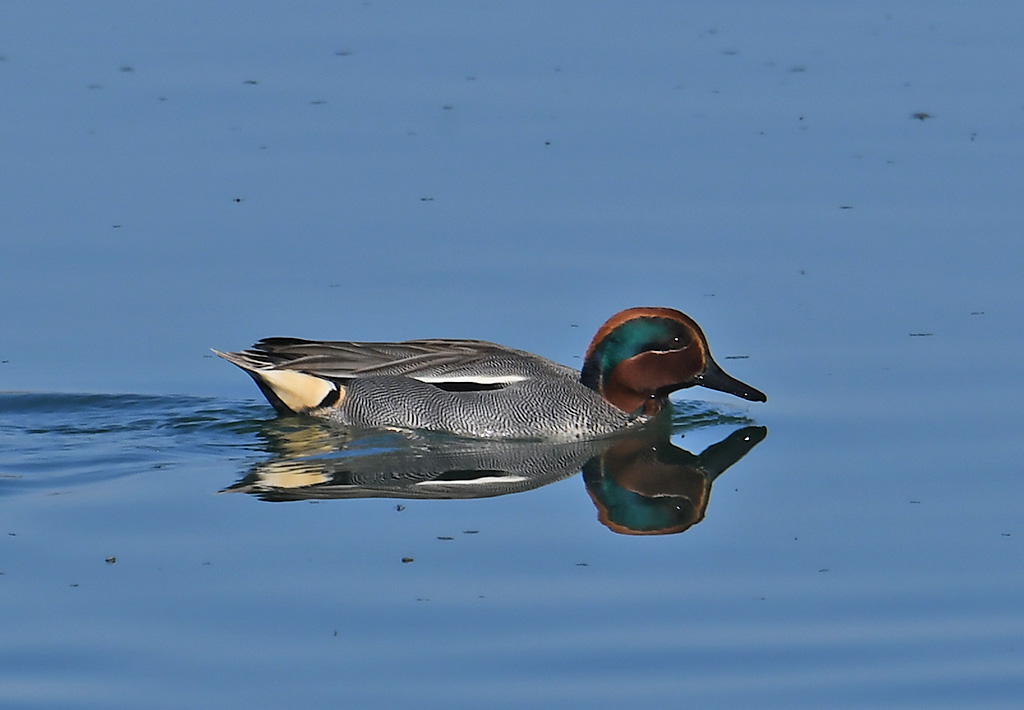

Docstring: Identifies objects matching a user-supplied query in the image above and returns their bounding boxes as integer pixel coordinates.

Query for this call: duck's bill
[697,360,767,403]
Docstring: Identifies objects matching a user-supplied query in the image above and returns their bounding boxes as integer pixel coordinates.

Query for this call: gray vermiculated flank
[334,373,633,439]
[226,338,637,440]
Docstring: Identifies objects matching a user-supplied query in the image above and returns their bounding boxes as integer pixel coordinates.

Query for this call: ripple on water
[0,392,271,496]
[0,392,758,501]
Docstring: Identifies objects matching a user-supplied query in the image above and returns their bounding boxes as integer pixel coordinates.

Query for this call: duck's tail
[212,348,343,414]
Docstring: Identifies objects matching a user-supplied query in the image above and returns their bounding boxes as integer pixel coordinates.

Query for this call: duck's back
[236,337,575,384]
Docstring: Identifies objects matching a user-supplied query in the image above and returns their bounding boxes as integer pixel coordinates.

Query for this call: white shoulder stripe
[414,374,528,385]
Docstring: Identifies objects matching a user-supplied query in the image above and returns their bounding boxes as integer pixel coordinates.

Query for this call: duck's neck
[582,351,672,416]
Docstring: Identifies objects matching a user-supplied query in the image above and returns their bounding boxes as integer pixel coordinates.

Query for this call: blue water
[3,2,1024,708]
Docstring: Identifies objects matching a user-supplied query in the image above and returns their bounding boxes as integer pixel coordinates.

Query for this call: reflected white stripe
[418,475,527,486]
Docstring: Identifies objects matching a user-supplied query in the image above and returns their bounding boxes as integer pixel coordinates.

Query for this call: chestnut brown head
[580,307,766,416]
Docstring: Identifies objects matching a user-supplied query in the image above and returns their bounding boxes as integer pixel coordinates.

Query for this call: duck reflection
[225,410,766,535]
[582,425,765,534]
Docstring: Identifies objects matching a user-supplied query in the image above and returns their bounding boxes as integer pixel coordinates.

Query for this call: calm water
[3,2,1024,708]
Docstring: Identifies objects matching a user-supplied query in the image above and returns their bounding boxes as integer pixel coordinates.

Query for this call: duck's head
[581,307,767,416]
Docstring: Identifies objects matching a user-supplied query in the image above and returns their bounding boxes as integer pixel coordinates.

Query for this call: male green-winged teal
[215,307,765,440]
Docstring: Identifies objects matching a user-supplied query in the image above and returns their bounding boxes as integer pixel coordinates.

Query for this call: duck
[214,307,766,441]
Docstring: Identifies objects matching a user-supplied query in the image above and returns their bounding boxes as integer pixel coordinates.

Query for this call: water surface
[3,2,1024,708]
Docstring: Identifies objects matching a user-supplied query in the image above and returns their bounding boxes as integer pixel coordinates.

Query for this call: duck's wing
[215,337,574,388]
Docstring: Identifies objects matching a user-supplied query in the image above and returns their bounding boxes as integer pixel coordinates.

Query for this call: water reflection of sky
[2,2,1023,708]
